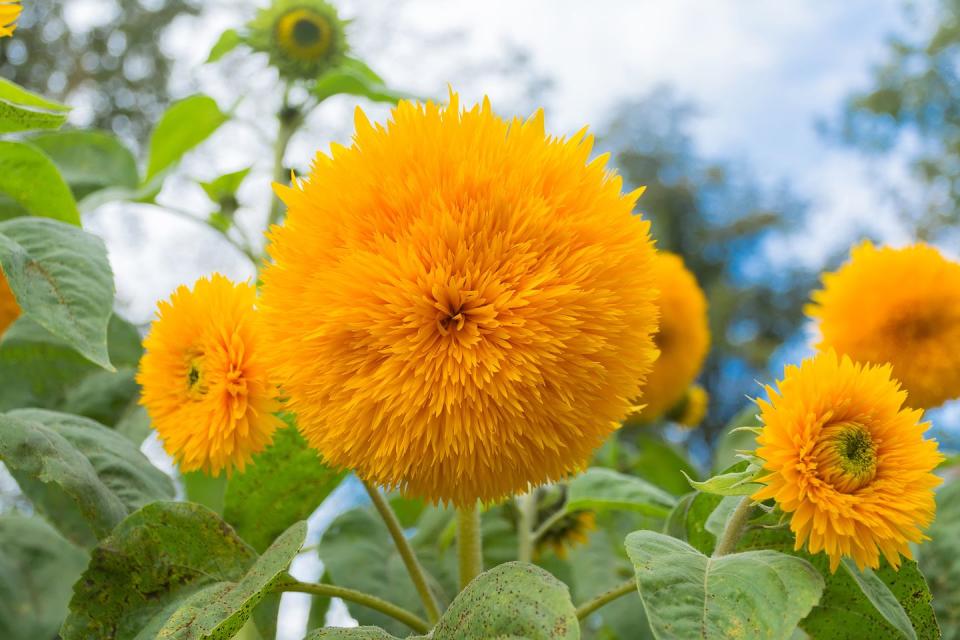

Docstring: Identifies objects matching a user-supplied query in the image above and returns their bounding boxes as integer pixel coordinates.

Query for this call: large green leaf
[0,141,80,225]
[313,59,414,105]
[61,502,277,639]
[919,479,960,639]
[567,467,676,517]
[739,524,939,640]
[625,530,824,640]
[432,562,578,639]
[0,409,174,546]
[0,78,69,133]
[306,562,577,640]
[224,422,345,552]
[0,515,88,640]
[0,217,115,368]
[28,130,139,199]
[150,521,306,639]
[145,94,227,183]
[0,314,142,423]
[631,434,702,495]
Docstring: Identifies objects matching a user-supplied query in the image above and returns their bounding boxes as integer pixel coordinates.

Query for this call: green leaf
[739,524,939,639]
[183,470,229,514]
[308,562,578,640]
[207,28,244,63]
[0,409,174,546]
[0,515,88,640]
[683,467,761,496]
[0,217,115,368]
[145,94,228,183]
[61,502,257,639]
[199,167,251,204]
[0,314,142,422]
[225,422,345,552]
[0,141,80,225]
[625,530,824,640]
[0,78,70,134]
[306,628,400,640]
[152,521,307,639]
[0,78,70,112]
[919,479,960,639]
[567,467,677,517]
[684,491,725,554]
[28,130,139,199]
[432,562,578,639]
[114,404,153,445]
[313,63,414,105]
[631,433,702,495]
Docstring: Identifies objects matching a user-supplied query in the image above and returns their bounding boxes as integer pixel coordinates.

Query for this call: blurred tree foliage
[838,0,960,237]
[0,0,200,146]
[600,88,816,448]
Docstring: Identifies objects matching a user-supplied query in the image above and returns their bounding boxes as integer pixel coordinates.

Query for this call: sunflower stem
[457,502,484,590]
[279,579,430,634]
[575,578,637,620]
[362,480,442,624]
[517,491,537,563]
[267,86,304,230]
[712,495,754,557]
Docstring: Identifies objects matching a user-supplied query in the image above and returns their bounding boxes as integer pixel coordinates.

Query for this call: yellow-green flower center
[185,357,207,398]
[815,421,878,492]
[276,9,332,61]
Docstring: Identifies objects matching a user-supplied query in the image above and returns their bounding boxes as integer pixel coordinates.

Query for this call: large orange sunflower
[0,1,20,38]
[752,350,942,572]
[807,241,960,408]
[137,274,283,475]
[259,92,660,505]
[633,251,710,422]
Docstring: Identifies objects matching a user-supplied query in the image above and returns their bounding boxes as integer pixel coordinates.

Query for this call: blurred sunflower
[808,241,960,408]
[248,0,346,80]
[260,91,660,505]
[137,274,283,476]
[668,384,709,428]
[0,1,20,38]
[535,511,596,560]
[631,251,710,423]
[752,350,942,572]
[0,271,20,336]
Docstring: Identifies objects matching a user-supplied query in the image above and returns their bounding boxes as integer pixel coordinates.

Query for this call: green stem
[575,578,637,620]
[531,507,566,543]
[457,503,483,590]
[517,492,536,563]
[279,580,430,634]
[712,496,754,557]
[267,113,299,229]
[362,480,442,624]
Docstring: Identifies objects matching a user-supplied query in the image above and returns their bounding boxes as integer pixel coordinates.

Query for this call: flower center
[276,9,332,61]
[437,304,467,336]
[815,421,878,492]
[185,356,207,398]
[292,18,321,47]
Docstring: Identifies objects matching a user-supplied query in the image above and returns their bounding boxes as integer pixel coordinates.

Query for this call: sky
[55,0,952,636]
